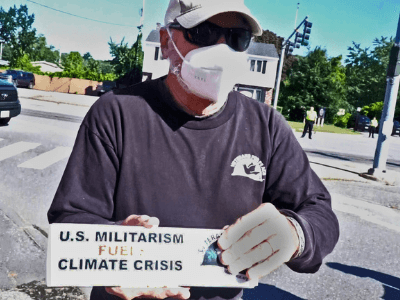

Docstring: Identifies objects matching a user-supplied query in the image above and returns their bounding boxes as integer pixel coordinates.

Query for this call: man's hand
[218,203,300,280]
[106,214,191,300]
[105,287,190,300]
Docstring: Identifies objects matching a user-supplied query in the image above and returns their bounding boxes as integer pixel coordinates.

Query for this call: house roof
[145,30,279,59]
[146,30,160,43]
[247,42,279,58]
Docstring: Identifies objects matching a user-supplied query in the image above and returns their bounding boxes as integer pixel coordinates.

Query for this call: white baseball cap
[164,0,262,36]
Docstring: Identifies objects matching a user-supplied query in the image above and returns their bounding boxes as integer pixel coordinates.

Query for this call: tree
[361,101,384,120]
[61,51,85,78]
[30,34,60,64]
[345,36,400,119]
[279,47,348,122]
[109,33,144,85]
[0,5,37,66]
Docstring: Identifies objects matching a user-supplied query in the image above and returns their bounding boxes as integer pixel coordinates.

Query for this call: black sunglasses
[169,21,252,52]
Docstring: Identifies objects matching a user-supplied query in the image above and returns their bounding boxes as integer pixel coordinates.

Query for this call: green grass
[288,121,361,135]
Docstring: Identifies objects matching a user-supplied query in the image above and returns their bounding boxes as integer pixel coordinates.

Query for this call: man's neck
[165,73,226,117]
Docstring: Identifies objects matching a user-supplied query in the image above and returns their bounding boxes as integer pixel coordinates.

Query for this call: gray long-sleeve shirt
[48,77,339,300]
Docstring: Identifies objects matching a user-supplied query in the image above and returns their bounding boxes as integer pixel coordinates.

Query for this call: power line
[26,0,137,28]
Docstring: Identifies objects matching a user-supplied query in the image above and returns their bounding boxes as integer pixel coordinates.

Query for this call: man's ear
[160,28,169,59]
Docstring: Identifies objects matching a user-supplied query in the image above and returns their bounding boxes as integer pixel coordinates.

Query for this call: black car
[2,70,35,89]
[392,120,400,136]
[0,77,21,125]
[96,80,116,96]
[350,114,371,132]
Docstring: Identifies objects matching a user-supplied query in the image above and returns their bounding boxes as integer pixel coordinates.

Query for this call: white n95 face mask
[167,28,248,104]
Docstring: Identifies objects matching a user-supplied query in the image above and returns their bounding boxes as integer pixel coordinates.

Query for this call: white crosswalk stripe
[18,146,72,170]
[0,141,41,162]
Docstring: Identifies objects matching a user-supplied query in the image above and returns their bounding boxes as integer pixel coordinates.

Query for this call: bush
[334,113,352,128]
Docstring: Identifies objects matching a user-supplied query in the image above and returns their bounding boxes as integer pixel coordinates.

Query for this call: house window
[154,47,160,61]
[262,61,267,74]
[250,60,268,74]
[257,61,262,72]
[250,60,255,72]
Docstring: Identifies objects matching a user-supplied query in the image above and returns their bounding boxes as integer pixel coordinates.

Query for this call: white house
[142,24,279,105]
[31,61,63,73]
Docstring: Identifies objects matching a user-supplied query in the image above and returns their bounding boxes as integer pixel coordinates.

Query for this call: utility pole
[368,13,400,176]
[0,40,4,61]
[294,3,300,29]
[273,16,312,109]
[138,0,145,32]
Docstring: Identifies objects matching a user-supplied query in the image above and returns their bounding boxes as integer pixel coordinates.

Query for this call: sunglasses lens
[186,23,220,46]
[226,29,252,52]
[181,22,252,51]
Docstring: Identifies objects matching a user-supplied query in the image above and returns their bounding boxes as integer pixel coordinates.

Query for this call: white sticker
[46,223,258,288]
[1,111,10,118]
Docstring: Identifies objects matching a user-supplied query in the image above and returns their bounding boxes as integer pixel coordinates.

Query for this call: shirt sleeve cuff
[286,216,305,260]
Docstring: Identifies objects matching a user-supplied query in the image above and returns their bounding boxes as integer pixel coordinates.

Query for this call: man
[48,1,339,299]
[301,106,317,139]
[369,117,378,138]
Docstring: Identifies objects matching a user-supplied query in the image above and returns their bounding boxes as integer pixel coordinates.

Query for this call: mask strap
[166,25,187,62]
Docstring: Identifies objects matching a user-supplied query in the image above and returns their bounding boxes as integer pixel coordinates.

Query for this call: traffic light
[302,21,312,45]
[286,41,300,56]
[286,42,294,56]
[294,33,302,48]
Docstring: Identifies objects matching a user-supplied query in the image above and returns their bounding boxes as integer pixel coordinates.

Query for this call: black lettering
[120,260,128,270]
[99,259,109,270]
[109,259,117,270]
[154,260,159,270]
[134,260,142,270]
[164,233,171,243]
[76,231,85,241]
[173,234,183,244]
[60,231,70,241]
[85,259,97,269]
[148,233,157,243]
[138,233,147,242]
[114,232,122,242]
[129,232,137,242]
[58,259,68,270]
[69,259,77,270]
[96,232,107,242]
[145,260,153,270]
[175,261,182,271]
[160,260,168,270]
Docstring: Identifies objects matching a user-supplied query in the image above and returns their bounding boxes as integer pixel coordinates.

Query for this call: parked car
[0,77,21,125]
[96,80,116,96]
[2,70,35,89]
[348,114,371,132]
[392,120,400,136]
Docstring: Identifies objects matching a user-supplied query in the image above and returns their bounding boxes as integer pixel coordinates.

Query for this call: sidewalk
[17,88,98,108]
[1,89,399,299]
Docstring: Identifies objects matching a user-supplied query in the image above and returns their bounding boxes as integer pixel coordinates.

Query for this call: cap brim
[176,3,262,36]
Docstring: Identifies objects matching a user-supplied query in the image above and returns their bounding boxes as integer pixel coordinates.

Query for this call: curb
[0,201,48,251]
[18,96,94,108]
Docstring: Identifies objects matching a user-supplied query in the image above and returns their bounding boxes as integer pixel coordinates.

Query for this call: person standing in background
[369,117,378,138]
[301,107,317,139]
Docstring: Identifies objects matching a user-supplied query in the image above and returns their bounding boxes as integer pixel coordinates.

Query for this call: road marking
[0,142,41,162]
[331,193,400,233]
[18,146,72,170]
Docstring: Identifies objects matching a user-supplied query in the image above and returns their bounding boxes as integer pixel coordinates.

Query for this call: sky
[2,0,400,62]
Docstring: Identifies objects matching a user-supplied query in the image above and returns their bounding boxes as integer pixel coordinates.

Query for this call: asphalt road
[0,100,399,299]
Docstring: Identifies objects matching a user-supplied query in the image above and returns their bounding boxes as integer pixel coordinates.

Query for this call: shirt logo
[231,154,266,182]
